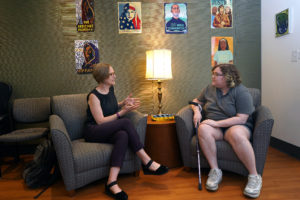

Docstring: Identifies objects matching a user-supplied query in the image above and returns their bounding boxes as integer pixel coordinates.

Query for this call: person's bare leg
[224,125,257,175]
[225,125,262,198]
[198,123,224,191]
[198,124,223,169]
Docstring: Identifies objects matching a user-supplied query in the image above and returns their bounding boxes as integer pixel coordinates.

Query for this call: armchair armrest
[49,114,76,191]
[123,111,147,144]
[175,105,195,167]
[251,105,274,175]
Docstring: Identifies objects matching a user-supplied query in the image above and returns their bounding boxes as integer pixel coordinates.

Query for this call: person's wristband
[116,112,121,119]
[189,101,202,112]
[198,104,202,112]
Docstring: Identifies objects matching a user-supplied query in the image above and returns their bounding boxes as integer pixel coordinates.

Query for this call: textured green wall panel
[0,0,260,114]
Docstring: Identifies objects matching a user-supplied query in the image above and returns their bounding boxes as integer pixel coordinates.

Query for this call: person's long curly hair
[212,64,241,88]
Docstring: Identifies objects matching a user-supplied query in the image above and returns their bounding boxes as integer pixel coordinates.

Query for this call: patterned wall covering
[0,0,260,114]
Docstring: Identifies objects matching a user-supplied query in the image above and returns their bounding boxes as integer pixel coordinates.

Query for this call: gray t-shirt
[197,84,255,130]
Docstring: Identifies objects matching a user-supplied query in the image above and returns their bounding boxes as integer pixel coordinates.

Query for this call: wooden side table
[144,115,182,168]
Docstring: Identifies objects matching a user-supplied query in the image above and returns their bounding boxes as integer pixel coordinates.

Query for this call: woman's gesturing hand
[123,93,140,106]
[121,94,141,114]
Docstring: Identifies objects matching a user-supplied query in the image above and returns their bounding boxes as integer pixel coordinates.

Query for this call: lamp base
[157,81,162,114]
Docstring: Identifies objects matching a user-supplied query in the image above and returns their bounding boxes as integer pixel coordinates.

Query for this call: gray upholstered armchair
[175,88,274,176]
[49,93,147,194]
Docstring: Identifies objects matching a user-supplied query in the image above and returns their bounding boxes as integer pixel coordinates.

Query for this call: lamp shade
[146,49,172,80]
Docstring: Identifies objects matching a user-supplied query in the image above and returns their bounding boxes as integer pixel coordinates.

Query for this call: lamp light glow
[146,49,172,80]
[146,49,172,114]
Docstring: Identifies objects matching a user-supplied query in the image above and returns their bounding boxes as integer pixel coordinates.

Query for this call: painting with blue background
[165,3,187,34]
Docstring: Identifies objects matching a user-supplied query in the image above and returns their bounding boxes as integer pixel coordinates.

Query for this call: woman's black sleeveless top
[86,86,118,125]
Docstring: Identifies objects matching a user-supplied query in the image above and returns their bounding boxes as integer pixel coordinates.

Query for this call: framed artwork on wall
[118,2,142,34]
[211,36,233,67]
[164,3,188,34]
[75,40,99,74]
[76,0,95,32]
[211,0,232,29]
[275,8,292,37]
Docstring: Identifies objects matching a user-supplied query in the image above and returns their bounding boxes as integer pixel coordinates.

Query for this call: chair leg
[67,190,75,197]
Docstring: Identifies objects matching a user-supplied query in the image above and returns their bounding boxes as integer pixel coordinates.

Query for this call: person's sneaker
[206,168,222,191]
[244,174,262,198]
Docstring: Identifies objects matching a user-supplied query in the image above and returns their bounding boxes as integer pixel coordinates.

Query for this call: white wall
[262,0,300,147]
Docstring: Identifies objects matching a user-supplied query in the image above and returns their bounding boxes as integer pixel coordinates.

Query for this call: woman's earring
[230,80,235,87]
[227,75,235,87]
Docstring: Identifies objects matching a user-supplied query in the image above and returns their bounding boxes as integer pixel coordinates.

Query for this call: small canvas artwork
[275,8,290,37]
[211,36,233,67]
[211,0,232,29]
[75,40,99,74]
[76,0,95,32]
[165,3,187,34]
[118,2,142,34]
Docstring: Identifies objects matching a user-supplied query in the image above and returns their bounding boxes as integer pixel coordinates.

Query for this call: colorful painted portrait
[275,8,290,37]
[165,3,188,34]
[75,40,99,74]
[211,0,232,29]
[76,0,95,32]
[118,2,142,34]
[211,36,233,67]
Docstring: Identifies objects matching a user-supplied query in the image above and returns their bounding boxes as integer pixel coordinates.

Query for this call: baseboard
[270,136,300,160]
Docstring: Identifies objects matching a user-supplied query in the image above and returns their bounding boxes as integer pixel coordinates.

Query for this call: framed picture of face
[211,36,233,67]
[76,0,95,32]
[118,2,142,34]
[211,0,232,29]
[75,40,99,74]
[164,3,188,34]
[275,8,291,37]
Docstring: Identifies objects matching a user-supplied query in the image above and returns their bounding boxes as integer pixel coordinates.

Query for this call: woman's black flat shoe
[105,181,128,200]
[142,160,169,175]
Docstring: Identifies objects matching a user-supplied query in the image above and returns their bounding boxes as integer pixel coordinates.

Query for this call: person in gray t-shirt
[191,64,262,198]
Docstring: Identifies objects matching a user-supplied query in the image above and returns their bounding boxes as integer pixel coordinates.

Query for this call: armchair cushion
[0,128,48,142]
[72,139,136,173]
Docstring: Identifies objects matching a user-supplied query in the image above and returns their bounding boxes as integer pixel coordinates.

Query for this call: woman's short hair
[212,64,241,88]
[92,63,111,83]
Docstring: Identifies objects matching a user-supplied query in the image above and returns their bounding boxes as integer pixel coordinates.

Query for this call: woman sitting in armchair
[84,63,168,200]
[191,64,262,198]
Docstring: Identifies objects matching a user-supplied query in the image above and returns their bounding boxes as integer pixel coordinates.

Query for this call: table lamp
[146,49,172,114]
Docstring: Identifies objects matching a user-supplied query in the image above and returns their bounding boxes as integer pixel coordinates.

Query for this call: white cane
[189,101,202,190]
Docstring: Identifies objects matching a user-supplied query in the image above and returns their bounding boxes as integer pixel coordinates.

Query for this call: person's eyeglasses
[109,72,115,76]
[212,72,224,77]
